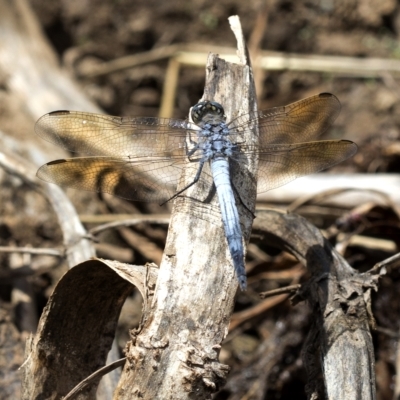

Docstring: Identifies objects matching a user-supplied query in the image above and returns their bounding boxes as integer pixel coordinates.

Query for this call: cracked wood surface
[114,18,258,400]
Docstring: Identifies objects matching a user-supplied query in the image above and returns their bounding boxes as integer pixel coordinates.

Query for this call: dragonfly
[35,93,357,290]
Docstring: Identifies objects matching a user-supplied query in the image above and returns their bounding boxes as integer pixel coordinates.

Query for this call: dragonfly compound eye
[191,101,226,124]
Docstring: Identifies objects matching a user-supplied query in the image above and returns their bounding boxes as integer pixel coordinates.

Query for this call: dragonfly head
[191,101,226,126]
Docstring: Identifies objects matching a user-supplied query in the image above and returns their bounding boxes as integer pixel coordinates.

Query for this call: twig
[230,293,290,331]
[287,187,400,214]
[337,233,396,253]
[80,213,170,224]
[368,251,400,275]
[230,268,302,331]
[259,284,301,299]
[63,358,126,400]
[117,227,164,266]
[248,1,273,100]
[0,246,63,257]
[159,57,180,117]
[0,149,95,267]
[81,43,400,79]
[83,44,182,78]
[374,326,399,339]
[88,215,170,236]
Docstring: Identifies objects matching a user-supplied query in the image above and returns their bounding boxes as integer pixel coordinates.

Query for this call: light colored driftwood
[0,1,125,398]
[0,246,63,257]
[0,0,100,121]
[257,173,400,208]
[0,148,95,267]
[113,16,258,399]
[0,0,100,266]
[159,57,181,117]
[253,210,377,400]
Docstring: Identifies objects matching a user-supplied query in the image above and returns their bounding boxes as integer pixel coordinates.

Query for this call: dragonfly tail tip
[239,277,247,291]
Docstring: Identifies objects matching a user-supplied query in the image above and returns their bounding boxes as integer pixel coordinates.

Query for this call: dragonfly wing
[255,140,357,193]
[35,111,197,157]
[37,156,214,203]
[228,93,341,144]
[37,156,184,202]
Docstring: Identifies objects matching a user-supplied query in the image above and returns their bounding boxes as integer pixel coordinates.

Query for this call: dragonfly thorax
[199,134,235,160]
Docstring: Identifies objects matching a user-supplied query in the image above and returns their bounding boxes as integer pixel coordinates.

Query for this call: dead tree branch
[253,210,377,399]
[113,16,258,399]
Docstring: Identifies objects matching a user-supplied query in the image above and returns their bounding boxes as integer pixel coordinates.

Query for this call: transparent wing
[239,140,357,193]
[35,111,217,202]
[35,94,355,202]
[35,110,198,157]
[37,156,213,202]
[228,93,341,144]
[227,93,355,193]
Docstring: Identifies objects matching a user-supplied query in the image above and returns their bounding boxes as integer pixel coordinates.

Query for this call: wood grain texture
[114,17,258,400]
[253,210,377,400]
[21,260,157,400]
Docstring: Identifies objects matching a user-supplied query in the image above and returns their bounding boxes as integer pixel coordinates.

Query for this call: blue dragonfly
[35,93,357,290]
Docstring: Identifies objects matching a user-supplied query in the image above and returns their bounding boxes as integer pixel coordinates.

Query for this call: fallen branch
[257,173,400,208]
[253,210,377,399]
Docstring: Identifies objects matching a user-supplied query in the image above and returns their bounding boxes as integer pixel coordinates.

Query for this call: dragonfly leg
[185,132,200,157]
[159,161,205,205]
[186,142,206,164]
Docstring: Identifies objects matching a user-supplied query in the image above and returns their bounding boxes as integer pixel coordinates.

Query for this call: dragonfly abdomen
[211,157,246,290]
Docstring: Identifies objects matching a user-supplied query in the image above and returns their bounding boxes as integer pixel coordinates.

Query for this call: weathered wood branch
[113,16,258,399]
[253,210,378,400]
[0,0,100,121]
[0,0,100,268]
[0,1,126,398]
[257,173,400,208]
[82,43,400,79]
[21,259,158,400]
[3,149,97,263]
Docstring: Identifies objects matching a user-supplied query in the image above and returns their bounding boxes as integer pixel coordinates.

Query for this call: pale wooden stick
[114,16,258,398]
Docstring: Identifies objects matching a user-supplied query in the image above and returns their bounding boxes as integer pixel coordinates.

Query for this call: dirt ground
[2,0,400,398]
